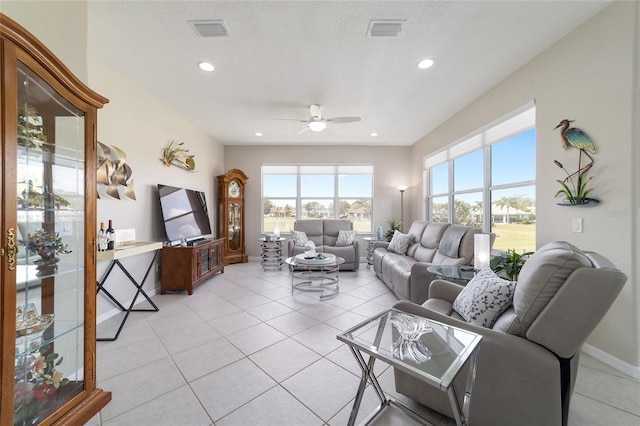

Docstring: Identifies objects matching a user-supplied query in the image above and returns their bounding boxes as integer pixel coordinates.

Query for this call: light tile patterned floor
[91,261,640,425]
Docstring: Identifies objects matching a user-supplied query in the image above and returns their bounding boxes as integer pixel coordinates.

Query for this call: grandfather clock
[217,169,249,264]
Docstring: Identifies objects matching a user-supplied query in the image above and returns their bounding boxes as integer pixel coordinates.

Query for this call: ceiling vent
[189,20,230,38]
[367,20,405,37]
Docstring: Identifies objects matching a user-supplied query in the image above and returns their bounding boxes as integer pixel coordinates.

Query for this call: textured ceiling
[88,1,611,146]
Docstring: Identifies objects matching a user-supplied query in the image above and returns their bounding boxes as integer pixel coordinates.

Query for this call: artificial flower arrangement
[26,230,69,261]
[14,344,69,425]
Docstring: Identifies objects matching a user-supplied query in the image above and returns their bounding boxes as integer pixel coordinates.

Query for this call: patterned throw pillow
[452,268,515,328]
[387,230,413,255]
[335,230,356,247]
[292,230,308,246]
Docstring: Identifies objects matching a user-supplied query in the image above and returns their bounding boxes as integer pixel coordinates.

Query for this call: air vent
[367,20,405,37]
[189,20,230,38]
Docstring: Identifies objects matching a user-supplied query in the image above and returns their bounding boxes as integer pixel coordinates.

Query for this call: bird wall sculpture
[554,119,596,175]
[553,119,597,204]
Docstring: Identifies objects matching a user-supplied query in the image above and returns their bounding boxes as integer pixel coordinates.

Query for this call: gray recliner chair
[392,241,627,426]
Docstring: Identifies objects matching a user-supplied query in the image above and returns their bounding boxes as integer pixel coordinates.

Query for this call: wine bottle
[98,222,106,251]
[106,219,115,250]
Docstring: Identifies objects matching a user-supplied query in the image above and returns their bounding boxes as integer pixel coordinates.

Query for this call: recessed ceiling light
[198,61,215,72]
[255,132,263,137]
[370,132,379,137]
[417,59,434,69]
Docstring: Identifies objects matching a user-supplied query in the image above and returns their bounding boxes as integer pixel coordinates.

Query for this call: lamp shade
[474,233,491,270]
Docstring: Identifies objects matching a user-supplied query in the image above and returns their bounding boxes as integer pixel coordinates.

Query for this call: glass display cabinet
[1,13,111,425]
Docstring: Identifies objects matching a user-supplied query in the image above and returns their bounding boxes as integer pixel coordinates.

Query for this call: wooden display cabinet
[160,238,224,295]
[0,13,111,425]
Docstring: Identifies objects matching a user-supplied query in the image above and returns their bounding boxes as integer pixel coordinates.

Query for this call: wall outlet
[572,217,583,233]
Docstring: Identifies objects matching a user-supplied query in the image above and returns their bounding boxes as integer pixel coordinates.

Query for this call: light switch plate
[572,217,583,233]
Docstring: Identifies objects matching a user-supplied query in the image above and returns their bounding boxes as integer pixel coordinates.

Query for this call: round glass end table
[426,264,475,283]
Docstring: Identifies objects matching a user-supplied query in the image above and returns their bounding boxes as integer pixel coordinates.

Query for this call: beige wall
[1,1,89,81]
[411,1,639,372]
[223,145,411,258]
[88,57,225,319]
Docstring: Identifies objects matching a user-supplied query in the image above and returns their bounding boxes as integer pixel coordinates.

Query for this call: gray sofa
[392,241,627,426]
[373,220,489,304]
[286,219,359,271]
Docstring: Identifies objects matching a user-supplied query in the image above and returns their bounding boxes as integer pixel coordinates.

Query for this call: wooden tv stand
[161,238,224,295]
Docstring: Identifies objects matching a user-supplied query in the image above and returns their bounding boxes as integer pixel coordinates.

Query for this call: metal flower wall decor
[161,140,195,171]
[553,119,598,206]
[97,142,136,200]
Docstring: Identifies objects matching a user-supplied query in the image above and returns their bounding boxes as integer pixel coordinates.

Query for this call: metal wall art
[161,140,195,171]
[97,142,136,200]
[553,119,598,206]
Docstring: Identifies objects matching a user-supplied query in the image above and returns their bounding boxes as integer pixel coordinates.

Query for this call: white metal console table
[96,242,162,341]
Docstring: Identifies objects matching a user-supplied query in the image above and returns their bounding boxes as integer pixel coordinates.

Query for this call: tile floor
[91,261,640,426]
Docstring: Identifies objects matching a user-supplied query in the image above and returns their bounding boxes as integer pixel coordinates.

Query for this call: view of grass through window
[262,165,373,234]
[425,104,536,253]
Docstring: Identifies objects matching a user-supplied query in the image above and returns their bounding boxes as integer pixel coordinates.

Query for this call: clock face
[228,180,241,198]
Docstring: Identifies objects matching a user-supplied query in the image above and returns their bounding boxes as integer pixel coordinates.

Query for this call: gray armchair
[393,241,627,426]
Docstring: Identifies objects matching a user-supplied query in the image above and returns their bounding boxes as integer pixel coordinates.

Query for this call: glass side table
[337,308,482,426]
[362,237,376,269]
[427,264,475,283]
[259,237,286,271]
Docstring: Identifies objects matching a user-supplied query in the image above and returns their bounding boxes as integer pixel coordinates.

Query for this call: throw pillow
[335,230,356,247]
[387,230,413,255]
[452,268,515,328]
[292,230,308,246]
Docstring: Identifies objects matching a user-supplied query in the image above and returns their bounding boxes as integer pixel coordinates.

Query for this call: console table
[96,242,163,341]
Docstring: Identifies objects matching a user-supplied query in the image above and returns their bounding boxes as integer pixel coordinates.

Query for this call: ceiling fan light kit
[276,104,361,134]
[308,119,327,132]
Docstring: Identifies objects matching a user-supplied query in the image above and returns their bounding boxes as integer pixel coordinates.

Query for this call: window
[262,164,373,233]
[424,103,536,252]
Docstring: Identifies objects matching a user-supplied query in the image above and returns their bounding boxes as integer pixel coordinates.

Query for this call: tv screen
[157,184,212,244]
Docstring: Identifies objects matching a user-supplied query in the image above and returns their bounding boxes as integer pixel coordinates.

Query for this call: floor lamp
[397,185,408,232]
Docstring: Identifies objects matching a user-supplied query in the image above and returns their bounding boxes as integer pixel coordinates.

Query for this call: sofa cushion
[506,241,591,336]
[323,219,353,246]
[292,230,308,246]
[388,230,413,255]
[439,225,470,258]
[404,221,428,257]
[413,223,449,262]
[453,268,515,328]
[335,229,356,247]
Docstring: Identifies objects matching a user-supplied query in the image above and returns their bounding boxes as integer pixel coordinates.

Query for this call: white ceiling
[88,1,611,146]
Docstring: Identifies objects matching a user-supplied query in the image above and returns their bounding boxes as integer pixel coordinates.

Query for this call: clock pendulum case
[217,169,249,264]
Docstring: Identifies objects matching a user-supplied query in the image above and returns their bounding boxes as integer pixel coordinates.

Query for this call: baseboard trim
[97,287,159,324]
[582,343,640,380]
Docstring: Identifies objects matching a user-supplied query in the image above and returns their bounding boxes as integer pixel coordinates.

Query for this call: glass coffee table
[337,308,482,426]
[285,255,345,300]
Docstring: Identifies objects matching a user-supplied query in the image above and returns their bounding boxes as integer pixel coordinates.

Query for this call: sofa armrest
[287,239,296,257]
[428,279,465,304]
[373,241,389,250]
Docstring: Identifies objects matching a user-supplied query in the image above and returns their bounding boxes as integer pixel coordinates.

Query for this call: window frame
[262,164,373,233]
[423,103,536,237]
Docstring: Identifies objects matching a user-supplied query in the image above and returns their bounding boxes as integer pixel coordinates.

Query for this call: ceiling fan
[275,104,361,134]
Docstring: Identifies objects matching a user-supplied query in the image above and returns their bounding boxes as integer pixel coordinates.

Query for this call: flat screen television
[157,184,212,245]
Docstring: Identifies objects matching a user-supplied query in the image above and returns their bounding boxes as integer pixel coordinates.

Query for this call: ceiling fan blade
[327,117,361,124]
[296,126,310,135]
[274,118,307,122]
